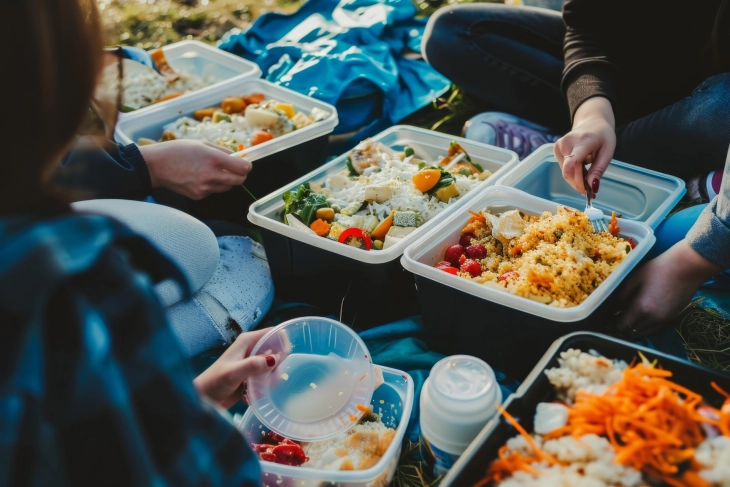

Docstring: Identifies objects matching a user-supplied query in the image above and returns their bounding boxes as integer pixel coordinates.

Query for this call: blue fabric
[118,46,159,72]
[218,0,451,139]
[0,214,261,486]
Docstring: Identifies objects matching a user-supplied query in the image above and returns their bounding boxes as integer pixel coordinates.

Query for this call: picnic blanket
[218,0,451,142]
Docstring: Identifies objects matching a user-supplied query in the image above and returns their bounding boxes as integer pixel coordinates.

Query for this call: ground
[98,0,730,372]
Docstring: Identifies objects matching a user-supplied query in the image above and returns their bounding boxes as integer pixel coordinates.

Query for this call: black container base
[261,227,420,330]
[416,275,619,381]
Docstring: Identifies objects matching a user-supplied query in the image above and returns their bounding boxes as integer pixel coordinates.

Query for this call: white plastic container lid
[401,186,656,322]
[245,317,374,442]
[119,40,262,116]
[247,125,520,265]
[114,77,338,163]
[494,144,686,229]
[420,355,502,453]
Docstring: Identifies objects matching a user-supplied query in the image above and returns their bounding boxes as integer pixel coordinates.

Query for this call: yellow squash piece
[435,182,460,202]
[275,103,296,119]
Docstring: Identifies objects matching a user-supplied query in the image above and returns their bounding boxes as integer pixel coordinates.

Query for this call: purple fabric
[482,120,560,160]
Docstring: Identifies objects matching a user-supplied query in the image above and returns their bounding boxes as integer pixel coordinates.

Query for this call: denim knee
[422,4,468,66]
[689,73,730,135]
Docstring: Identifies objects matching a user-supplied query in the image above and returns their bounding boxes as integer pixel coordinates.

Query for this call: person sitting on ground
[616,144,730,337]
[422,0,730,198]
[1,1,273,484]
[56,136,253,202]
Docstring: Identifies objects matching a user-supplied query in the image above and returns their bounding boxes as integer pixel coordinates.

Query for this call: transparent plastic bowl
[239,367,414,487]
[246,317,375,441]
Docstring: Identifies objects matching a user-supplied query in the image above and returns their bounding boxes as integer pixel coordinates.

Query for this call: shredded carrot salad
[478,358,730,487]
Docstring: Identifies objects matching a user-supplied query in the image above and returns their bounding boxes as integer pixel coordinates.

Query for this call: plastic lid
[429,355,499,415]
[246,317,374,441]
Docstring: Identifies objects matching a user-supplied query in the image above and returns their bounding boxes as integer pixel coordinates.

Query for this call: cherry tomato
[466,244,487,260]
[444,244,466,266]
[459,233,476,248]
[272,444,309,466]
[440,266,458,275]
[435,261,454,269]
[460,259,482,278]
[627,237,637,249]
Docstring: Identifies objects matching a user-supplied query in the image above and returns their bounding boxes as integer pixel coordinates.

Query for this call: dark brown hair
[2,0,104,214]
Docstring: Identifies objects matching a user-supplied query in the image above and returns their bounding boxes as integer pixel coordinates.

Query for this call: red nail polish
[266,355,275,367]
[591,178,600,194]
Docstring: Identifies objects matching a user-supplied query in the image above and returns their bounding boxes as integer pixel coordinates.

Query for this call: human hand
[554,97,616,196]
[140,139,252,200]
[615,240,721,338]
[194,328,278,409]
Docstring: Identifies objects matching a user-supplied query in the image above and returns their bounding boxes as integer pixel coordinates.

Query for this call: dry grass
[98,0,303,48]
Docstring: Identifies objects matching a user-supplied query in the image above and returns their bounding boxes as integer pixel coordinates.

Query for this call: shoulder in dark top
[562,0,729,123]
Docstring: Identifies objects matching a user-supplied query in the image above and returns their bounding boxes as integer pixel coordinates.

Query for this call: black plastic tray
[416,274,620,380]
[260,226,420,328]
[440,332,730,487]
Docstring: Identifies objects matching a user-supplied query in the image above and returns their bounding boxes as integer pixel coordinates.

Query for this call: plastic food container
[120,40,261,115]
[115,77,338,223]
[420,355,502,476]
[246,317,374,441]
[400,186,655,379]
[495,144,686,229]
[247,125,519,327]
[439,332,730,487]
[239,366,414,487]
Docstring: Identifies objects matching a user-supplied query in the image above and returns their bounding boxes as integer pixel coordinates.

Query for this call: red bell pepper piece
[337,227,373,251]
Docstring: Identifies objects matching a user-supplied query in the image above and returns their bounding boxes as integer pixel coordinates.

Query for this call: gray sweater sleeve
[686,152,730,270]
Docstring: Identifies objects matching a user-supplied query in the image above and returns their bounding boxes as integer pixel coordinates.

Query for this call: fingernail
[266,355,275,367]
[591,178,600,194]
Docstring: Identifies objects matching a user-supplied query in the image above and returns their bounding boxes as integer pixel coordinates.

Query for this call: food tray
[247,125,519,327]
[400,186,655,378]
[494,144,686,229]
[238,366,414,487]
[115,77,338,223]
[440,332,730,487]
[120,40,262,116]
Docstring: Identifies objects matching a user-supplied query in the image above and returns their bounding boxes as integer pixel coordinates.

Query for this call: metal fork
[582,165,608,233]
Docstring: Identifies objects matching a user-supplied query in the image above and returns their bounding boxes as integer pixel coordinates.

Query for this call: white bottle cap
[420,355,501,454]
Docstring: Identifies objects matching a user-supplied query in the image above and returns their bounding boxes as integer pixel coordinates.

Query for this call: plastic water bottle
[420,355,502,477]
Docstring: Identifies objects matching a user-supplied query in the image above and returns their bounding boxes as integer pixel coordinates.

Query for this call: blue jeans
[422,4,730,179]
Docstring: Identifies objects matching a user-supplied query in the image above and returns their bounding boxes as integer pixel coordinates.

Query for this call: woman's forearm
[573,96,615,130]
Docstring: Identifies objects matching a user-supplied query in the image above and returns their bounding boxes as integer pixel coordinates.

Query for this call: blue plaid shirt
[0,213,261,486]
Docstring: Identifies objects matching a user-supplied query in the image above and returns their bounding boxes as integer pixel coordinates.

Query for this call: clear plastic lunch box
[119,40,262,116]
[115,77,339,223]
[246,125,519,327]
[494,144,686,229]
[238,366,414,487]
[400,186,656,379]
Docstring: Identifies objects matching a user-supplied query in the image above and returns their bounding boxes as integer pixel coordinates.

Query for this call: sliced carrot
[309,219,331,237]
[194,107,217,120]
[221,96,246,114]
[356,404,369,413]
[244,93,266,105]
[371,211,394,241]
[468,211,487,223]
[251,131,274,146]
[238,144,245,152]
[608,210,620,235]
[412,169,442,193]
[154,92,182,104]
[150,48,180,83]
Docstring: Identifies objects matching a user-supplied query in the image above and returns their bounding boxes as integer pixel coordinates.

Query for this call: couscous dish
[434,207,635,307]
